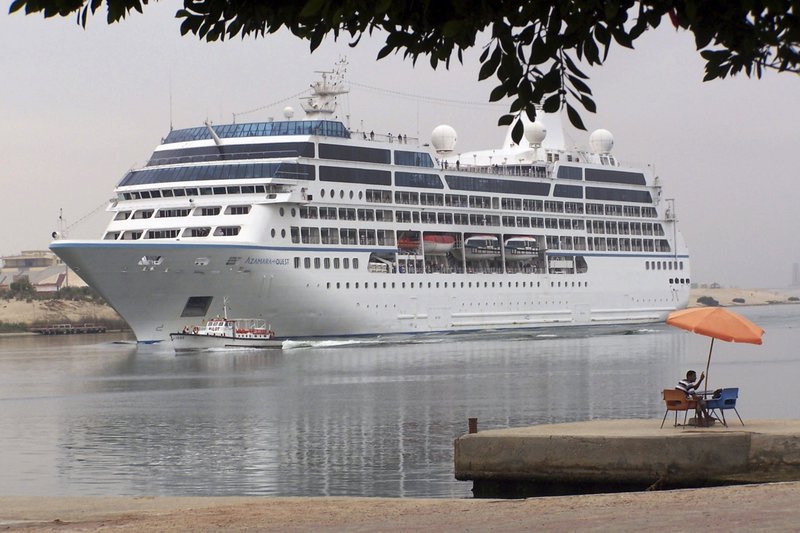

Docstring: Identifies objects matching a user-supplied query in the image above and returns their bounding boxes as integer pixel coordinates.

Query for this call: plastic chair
[705,387,744,427]
[661,389,697,428]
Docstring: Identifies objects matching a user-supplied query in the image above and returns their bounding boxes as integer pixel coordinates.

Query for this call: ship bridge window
[445,175,551,196]
[241,185,255,194]
[319,143,390,164]
[133,209,154,219]
[164,120,348,144]
[394,150,435,167]
[226,186,240,194]
[185,227,211,237]
[557,165,583,180]
[395,172,444,189]
[319,165,391,185]
[214,226,240,236]
[554,184,583,199]
[119,162,316,187]
[114,211,131,221]
[586,187,653,204]
[181,296,213,318]
[225,205,251,215]
[585,168,646,185]
[173,188,186,197]
[147,142,315,166]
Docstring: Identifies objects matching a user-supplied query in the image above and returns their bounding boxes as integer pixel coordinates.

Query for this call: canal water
[1,305,797,497]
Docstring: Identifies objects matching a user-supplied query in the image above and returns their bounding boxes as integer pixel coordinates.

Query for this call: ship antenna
[223,296,229,320]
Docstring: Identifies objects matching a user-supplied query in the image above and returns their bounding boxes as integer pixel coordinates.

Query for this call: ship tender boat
[170,317,282,351]
[504,236,540,261]
[423,234,455,255]
[50,59,691,343]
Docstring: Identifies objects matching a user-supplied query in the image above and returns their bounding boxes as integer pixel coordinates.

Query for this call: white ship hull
[52,241,689,343]
[49,65,691,344]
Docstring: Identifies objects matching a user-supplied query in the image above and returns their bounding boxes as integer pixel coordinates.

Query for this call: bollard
[468,417,478,434]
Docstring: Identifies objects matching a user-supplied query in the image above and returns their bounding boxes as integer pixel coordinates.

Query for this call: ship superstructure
[51,64,690,343]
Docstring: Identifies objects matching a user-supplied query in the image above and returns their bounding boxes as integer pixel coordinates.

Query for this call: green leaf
[511,118,524,144]
[498,113,514,126]
[489,84,507,102]
[566,102,586,130]
[478,46,501,81]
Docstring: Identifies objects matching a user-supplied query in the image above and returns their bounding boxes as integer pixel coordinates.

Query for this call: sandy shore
[0,299,121,327]
[688,287,798,307]
[3,483,800,531]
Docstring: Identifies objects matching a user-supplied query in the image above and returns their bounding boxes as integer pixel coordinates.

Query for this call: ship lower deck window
[186,227,211,237]
[196,207,221,216]
[146,229,179,239]
[215,226,240,236]
[226,205,251,215]
[181,296,213,318]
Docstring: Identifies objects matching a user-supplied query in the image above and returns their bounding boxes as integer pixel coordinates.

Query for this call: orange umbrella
[666,307,764,392]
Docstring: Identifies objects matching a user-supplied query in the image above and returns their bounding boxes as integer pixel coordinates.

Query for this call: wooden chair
[661,388,697,428]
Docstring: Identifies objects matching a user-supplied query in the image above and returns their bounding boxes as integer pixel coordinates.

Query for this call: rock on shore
[688,287,798,307]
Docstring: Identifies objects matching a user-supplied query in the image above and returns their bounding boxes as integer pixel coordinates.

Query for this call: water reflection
[1,305,798,497]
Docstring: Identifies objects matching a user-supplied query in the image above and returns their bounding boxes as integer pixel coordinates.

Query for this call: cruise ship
[50,64,691,343]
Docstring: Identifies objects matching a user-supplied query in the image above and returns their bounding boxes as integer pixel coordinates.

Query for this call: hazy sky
[2,5,798,288]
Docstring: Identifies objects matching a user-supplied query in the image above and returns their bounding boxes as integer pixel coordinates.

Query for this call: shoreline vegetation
[0,287,797,334]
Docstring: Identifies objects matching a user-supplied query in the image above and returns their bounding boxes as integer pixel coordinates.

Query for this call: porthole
[349,190,354,199]
[321,189,326,198]
[279,207,285,216]
[339,190,344,199]
[291,208,296,217]
[281,229,286,238]
[271,228,276,238]
[330,189,334,197]
[358,191,363,200]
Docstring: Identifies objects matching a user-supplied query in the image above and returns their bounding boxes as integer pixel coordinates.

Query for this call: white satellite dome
[431,124,457,153]
[283,106,295,120]
[589,129,614,154]
[524,120,547,146]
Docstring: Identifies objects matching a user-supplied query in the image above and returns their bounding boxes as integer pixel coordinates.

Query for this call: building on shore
[0,250,86,292]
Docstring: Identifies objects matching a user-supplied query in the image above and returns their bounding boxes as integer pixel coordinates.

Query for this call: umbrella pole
[704,337,714,395]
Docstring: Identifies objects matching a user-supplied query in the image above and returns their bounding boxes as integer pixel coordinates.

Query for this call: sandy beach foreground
[2,482,800,532]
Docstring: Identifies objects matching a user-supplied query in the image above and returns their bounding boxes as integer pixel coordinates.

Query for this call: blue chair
[705,387,744,427]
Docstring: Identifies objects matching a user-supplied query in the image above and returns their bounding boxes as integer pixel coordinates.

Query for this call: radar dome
[524,120,547,146]
[431,124,457,153]
[283,106,295,120]
[589,129,614,154]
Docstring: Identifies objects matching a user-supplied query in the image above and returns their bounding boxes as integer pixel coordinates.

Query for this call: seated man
[676,370,713,426]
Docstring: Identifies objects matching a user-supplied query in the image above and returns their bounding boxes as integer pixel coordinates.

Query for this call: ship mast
[301,58,349,120]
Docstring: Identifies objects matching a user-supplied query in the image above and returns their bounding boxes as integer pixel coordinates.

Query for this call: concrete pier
[454,419,800,496]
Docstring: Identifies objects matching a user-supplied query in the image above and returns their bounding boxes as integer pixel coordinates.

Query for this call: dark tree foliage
[10,0,800,139]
